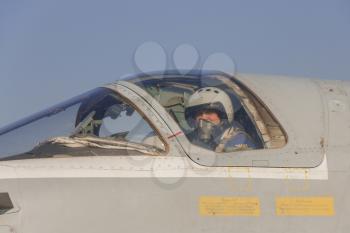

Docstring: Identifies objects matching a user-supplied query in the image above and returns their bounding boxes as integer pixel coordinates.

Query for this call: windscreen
[0,88,102,159]
[0,87,164,160]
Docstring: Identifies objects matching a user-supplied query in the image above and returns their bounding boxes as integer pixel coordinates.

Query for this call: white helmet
[185,87,234,125]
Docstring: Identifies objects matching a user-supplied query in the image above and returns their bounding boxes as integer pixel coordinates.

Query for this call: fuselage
[0,71,349,233]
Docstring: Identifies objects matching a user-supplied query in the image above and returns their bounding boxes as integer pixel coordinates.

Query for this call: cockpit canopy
[126,71,286,150]
[0,70,287,161]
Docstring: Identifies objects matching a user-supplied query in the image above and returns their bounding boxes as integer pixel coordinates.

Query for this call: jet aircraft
[0,70,349,233]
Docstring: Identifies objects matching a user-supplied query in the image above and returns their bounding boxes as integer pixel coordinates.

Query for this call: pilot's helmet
[185,87,234,127]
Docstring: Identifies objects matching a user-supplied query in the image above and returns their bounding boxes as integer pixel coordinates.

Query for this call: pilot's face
[195,110,221,125]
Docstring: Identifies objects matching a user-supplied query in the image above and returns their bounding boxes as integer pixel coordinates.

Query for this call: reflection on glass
[0,87,164,160]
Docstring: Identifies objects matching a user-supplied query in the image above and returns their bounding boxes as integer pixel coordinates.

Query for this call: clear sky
[0,0,349,128]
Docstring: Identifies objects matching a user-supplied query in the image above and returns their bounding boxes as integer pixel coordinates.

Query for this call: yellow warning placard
[276,197,335,216]
[199,196,260,216]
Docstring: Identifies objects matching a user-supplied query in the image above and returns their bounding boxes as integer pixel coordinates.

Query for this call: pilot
[185,87,256,152]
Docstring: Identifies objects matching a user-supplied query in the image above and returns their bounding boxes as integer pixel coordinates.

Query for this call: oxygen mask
[197,119,216,142]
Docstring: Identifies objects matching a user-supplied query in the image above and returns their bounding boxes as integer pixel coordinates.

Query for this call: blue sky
[0,0,349,128]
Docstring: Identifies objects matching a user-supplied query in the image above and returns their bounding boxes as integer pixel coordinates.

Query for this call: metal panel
[0,226,13,233]
[235,74,325,149]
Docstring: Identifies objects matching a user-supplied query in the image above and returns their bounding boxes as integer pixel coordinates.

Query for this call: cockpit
[0,71,287,161]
